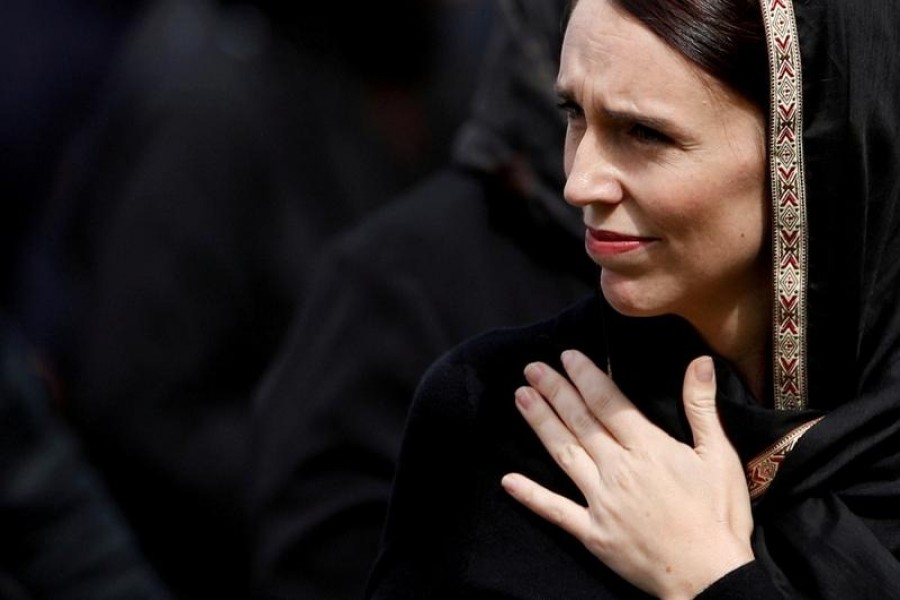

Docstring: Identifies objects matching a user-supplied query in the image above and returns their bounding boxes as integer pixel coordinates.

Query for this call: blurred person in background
[252,1,595,598]
[0,0,145,312]
[1,311,172,600]
[13,0,494,598]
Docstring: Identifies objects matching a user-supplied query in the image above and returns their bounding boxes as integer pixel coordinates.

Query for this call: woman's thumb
[682,356,724,450]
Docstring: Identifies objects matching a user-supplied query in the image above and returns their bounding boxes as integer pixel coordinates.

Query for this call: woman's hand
[501,351,754,600]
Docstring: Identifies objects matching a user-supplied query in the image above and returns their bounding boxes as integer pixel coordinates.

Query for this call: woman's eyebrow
[602,109,681,135]
[555,84,693,142]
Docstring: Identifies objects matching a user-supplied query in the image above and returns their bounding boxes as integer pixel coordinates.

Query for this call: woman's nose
[563,135,623,208]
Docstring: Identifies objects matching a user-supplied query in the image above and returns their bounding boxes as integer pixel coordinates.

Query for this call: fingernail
[560,350,574,368]
[501,473,520,494]
[524,362,543,382]
[514,387,533,410]
[695,356,714,382]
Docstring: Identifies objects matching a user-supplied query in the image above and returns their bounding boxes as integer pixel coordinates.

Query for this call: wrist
[659,545,755,600]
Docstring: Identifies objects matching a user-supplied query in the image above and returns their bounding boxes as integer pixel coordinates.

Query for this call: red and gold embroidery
[746,417,822,500]
[759,0,808,411]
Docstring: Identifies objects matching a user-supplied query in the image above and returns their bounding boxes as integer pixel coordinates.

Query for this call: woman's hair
[567,0,769,110]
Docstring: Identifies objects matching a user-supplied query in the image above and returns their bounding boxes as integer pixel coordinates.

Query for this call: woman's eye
[629,123,671,145]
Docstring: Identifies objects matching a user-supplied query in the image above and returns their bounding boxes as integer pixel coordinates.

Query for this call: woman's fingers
[513,386,603,500]
[557,350,658,449]
[500,472,592,541]
[522,362,617,450]
[681,356,726,453]
[681,356,754,538]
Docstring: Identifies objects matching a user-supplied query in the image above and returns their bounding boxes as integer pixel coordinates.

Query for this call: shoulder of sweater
[426,294,601,380]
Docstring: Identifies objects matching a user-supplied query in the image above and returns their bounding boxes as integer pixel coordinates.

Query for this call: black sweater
[366,295,783,599]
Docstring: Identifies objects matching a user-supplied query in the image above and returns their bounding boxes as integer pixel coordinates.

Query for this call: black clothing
[16,0,486,598]
[0,0,143,309]
[0,316,172,600]
[252,0,594,598]
[253,167,595,600]
[368,0,900,597]
[365,296,783,599]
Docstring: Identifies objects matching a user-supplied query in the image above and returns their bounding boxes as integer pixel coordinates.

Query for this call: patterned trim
[746,417,823,500]
[759,0,808,411]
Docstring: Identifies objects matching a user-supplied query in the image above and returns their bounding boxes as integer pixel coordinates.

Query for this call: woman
[366,0,900,598]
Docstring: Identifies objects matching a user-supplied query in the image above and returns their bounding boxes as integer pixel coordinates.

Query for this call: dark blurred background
[1,0,496,598]
[2,0,145,314]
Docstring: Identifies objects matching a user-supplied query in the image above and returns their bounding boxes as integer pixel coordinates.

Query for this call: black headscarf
[796,0,900,404]
[709,0,900,595]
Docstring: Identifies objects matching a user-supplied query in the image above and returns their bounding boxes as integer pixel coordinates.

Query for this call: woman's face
[559,0,768,332]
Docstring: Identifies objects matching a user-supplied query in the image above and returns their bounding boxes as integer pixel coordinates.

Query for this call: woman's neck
[686,282,772,405]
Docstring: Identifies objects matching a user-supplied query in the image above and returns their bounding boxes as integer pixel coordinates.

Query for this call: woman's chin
[603,295,659,318]
[599,272,664,318]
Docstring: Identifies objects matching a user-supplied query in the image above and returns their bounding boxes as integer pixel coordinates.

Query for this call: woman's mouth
[585,228,658,256]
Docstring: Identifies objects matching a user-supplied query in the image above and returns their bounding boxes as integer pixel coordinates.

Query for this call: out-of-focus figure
[1,0,145,311]
[0,312,173,600]
[13,0,494,598]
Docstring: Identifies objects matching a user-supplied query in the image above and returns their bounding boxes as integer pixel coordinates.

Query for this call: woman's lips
[585,227,658,256]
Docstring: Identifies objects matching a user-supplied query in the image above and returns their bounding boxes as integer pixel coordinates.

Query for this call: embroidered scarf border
[747,417,823,499]
[759,0,808,411]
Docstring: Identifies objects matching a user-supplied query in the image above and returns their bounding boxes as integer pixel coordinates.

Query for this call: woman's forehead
[558,0,733,120]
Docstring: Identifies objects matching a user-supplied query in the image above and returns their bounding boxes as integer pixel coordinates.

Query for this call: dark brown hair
[567,0,769,110]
